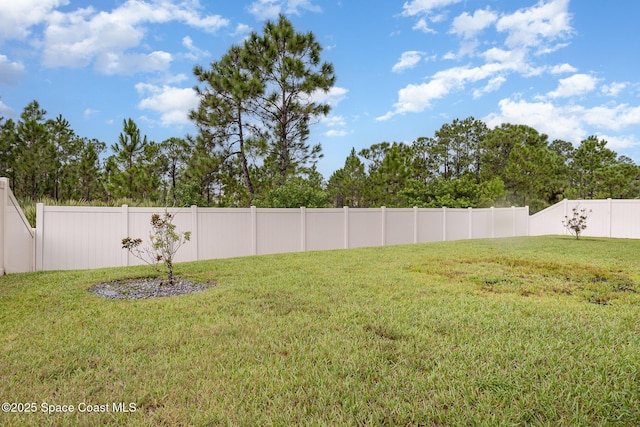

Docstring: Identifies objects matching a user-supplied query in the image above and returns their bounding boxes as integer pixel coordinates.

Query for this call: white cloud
[392,51,424,73]
[596,134,639,151]
[547,73,598,98]
[485,98,586,143]
[307,86,348,107]
[325,129,349,137]
[96,51,173,75]
[450,8,497,39]
[286,0,322,15]
[248,0,321,20]
[40,1,227,73]
[248,0,281,20]
[496,0,573,52]
[473,76,506,98]
[549,63,577,74]
[182,36,210,61]
[402,0,462,17]
[581,103,640,131]
[232,23,252,37]
[485,97,640,145]
[412,18,437,34]
[377,80,449,120]
[378,58,522,120]
[601,82,627,97]
[403,0,463,33]
[0,54,26,85]
[322,115,346,127]
[83,108,99,119]
[0,0,67,42]
[136,83,199,126]
[0,99,14,117]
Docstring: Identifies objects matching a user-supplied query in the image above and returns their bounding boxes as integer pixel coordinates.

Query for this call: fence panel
[416,209,445,242]
[493,208,516,238]
[306,208,345,251]
[471,208,493,239]
[529,201,567,236]
[530,199,640,239]
[348,209,383,248]
[385,209,415,246]
[257,209,302,255]
[38,206,122,271]
[610,200,640,238]
[445,209,471,241]
[1,178,35,274]
[198,208,253,260]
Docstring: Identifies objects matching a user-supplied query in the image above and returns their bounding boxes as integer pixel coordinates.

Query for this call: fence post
[512,206,516,237]
[300,207,306,252]
[381,206,386,246]
[607,198,612,238]
[413,206,419,244]
[121,205,129,266]
[442,206,447,241]
[35,203,44,271]
[0,178,5,276]
[251,206,257,255]
[468,207,473,239]
[490,207,495,238]
[191,205,199,261]
[343,206,349,249]
[563,199,569,236]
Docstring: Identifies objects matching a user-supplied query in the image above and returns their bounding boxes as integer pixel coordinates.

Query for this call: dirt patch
[89,277,216,300]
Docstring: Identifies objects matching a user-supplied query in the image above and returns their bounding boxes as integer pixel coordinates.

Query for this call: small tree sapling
[562,205,592,240]
[122,210,191,284]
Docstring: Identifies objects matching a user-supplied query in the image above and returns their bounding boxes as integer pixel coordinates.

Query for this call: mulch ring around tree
[89,277,216,300]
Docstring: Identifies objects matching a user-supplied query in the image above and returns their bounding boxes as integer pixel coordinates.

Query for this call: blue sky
[1,0,639,178]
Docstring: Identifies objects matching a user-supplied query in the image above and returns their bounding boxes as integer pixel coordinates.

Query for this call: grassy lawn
[1,236,639,426]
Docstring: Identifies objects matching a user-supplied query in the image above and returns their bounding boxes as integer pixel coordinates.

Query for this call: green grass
[1,236,639,426]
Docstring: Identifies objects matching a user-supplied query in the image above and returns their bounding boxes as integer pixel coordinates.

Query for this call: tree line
[1,15,638,213]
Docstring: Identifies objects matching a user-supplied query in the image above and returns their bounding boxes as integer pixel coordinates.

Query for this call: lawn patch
[1,236,639,426]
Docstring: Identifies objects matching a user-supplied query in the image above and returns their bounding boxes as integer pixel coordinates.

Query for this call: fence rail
[33,204,529,272]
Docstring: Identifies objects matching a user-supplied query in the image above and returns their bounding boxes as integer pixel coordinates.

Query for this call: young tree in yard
[562,206,592,240]
[244,14,336,183]
[122,211,191,285]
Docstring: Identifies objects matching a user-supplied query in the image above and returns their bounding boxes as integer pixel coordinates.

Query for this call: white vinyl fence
[0,178,35,274]
[530,198,640,238]
[33,204,529,272]
[3,171,638,275]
